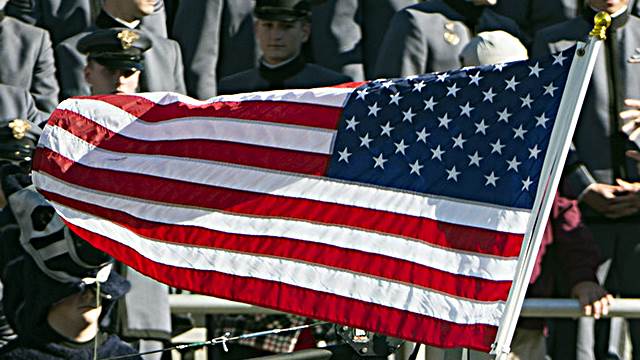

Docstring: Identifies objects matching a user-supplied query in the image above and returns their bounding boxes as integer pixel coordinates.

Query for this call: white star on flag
[522,176,533,191]
[552,52,567,66]
[497,108,512,123]
[430,145,445,161]
[409,159,423,176]
[482,88,496,103]
[373,153,388,169]
[452,134,467,149]
[505,76,519,91]
[389,92,402,105]
[446,83,460,97]
[413,81,426,92]
[416,128,430,143]
[469,72,483,86]
[394,139,409,155]
[520,94,533,108]
[359,133,373,148]
[528,62,543,77]
[436,73,449,82]
[475,120,489,135]
[423,97,437,111]
[368,102,381,117]
[529,144,541,159]
[338,147,351,163]
[459,102,474,117]
[380,122,394,137]
[535,113,549,128]
[438,113,452,129]
[544,82,558,97]
[402,108,416,122]
[446,166,461,182]
[484,172,499,187]
[490,139,506,154]
[345,116,359,131]
[506,156,521,172]
[512,125,528,140]
[468,151,482,167]
[356,88,369,101]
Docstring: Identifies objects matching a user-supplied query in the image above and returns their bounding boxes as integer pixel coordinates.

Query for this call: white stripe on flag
[34,172,517,281]
[132,87,354,108]
[56,99,337,154]
[53,201,506,326]
[38,125,531,234]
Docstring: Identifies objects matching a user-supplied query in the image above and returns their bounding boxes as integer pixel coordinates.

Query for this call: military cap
[460,31,528,67]
[254,0,312,21]
[77,28,152,71]
[0,118,41,165]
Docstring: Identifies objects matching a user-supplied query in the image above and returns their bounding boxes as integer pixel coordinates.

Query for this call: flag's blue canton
[326,50,573,209]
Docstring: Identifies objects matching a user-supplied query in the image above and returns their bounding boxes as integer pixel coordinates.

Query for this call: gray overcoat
[0,16,59,113]
[0,84,47,126]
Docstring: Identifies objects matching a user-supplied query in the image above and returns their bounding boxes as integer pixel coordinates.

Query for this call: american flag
[32,50,572,352]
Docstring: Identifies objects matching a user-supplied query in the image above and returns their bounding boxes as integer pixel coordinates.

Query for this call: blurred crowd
[1,0,640,359]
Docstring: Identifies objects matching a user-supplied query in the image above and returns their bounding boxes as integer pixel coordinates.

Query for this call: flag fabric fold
[33,49,573,352]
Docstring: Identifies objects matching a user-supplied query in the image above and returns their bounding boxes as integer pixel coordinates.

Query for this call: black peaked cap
[77,28,152,71]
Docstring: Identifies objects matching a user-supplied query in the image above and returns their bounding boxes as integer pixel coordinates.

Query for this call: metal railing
[169,294,640,318]
[168,295,640,359]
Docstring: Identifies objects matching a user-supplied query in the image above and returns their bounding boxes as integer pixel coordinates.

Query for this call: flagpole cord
[98,321,329,360]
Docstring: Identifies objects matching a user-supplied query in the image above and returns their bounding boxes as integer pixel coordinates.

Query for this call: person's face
[48,288,103,327]
[84,60,141,95]
[255,19,310,65]
[116,0,156,18]
[588,0,629,13]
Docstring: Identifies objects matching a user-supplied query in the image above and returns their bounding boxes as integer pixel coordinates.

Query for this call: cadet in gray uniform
[218,0,352,95]
[77,29,172,360]
[0,1,59,113]
[0,85,47,127]
[4,0,167,46]
[55,0,185,100]
[374,0,524,78]
[171,0,257,99]
[213,2,349,358]
[308,0,417,81]
[532,1,640,358]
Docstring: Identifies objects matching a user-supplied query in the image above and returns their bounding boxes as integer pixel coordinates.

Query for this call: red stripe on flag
[41,189,512,302]
[35,149,524,258]
[47,111,331,176]
[73,94,344,129]
[333,81,368,88]
[65,222,498,352]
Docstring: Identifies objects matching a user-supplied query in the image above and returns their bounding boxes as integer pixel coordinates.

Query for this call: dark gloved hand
[0,164,32,199]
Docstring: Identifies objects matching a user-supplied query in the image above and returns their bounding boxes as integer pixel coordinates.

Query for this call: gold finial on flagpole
[589,11,612,40]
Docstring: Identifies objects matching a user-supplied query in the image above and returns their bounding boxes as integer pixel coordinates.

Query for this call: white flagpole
[491,12,612,359]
